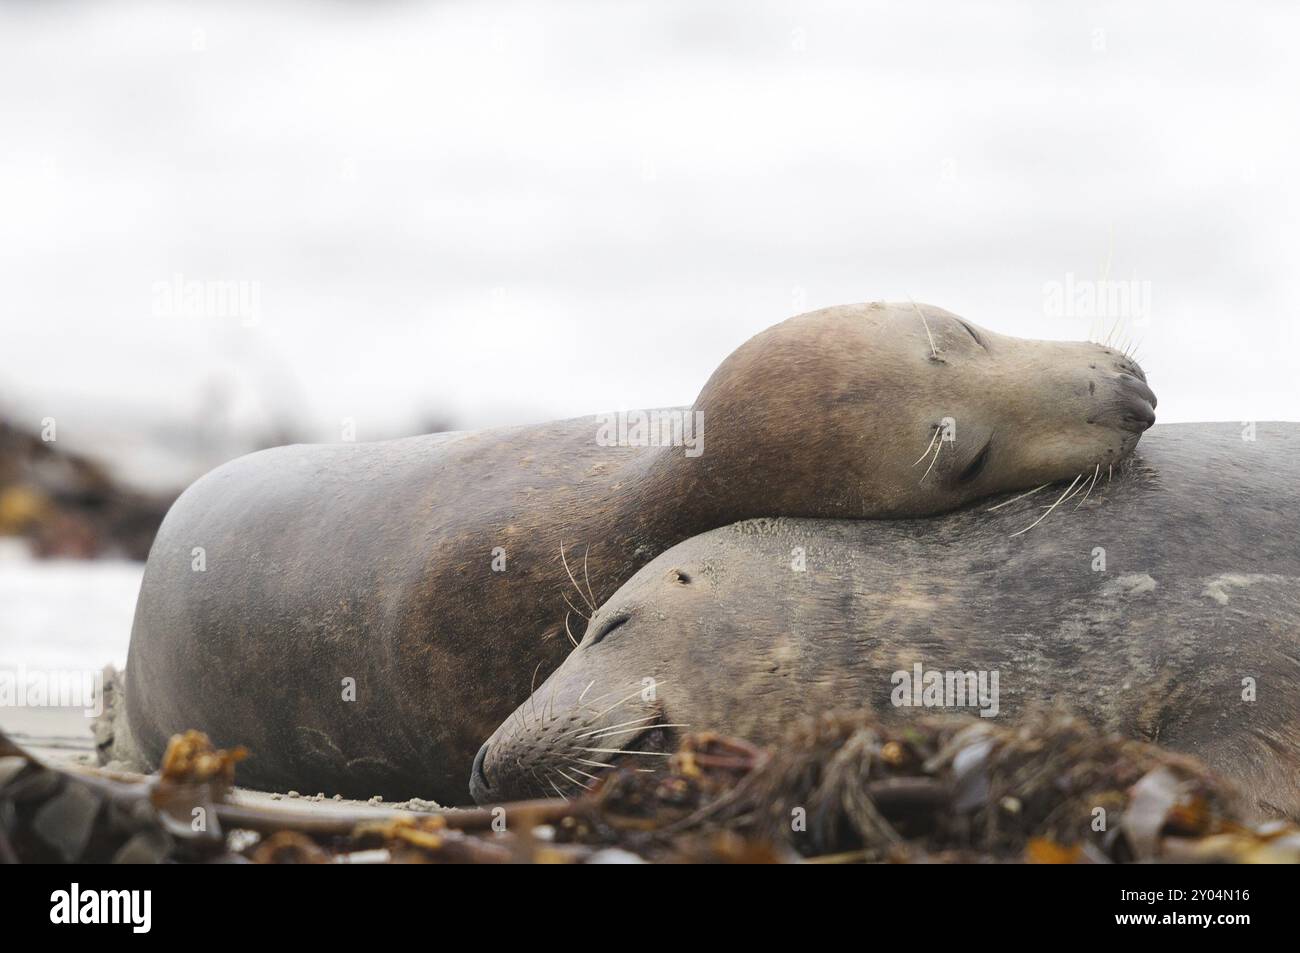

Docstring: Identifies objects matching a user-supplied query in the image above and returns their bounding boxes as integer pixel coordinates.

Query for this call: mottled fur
[480,423,1300,819]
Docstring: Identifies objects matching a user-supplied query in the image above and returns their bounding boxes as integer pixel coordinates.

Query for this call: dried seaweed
[3,710,1296,864]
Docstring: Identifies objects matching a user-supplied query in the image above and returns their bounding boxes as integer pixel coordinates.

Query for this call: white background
[2,1,1297,490]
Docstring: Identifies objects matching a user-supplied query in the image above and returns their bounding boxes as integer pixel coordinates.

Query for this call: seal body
[476,423,1300,819]
[125,422,687,802]
[123,303,1155,803]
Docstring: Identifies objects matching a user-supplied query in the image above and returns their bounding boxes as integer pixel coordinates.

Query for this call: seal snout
[469,739,494,803]
[1115,373,1158,433]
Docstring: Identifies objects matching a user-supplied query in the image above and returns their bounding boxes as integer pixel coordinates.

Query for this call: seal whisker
[583,681,669,722]
[528,767,550,795]
[576,680,596,707]
[562,594,590,623]
[559,539,596,613]
[919,436,944,484]
[581,543,599,615]
[563,713,659,739]
[574,746,674,757]
[908,296,939,358]
[574,676,647,711]
[580,722,689,741]
[1010,473,1083,537]
[1057,472,1089,506]
[987,483,1050,512]
[913,426,941,467]
[554,767,592,791]
[1074,464,1101,510]
[563,611,579,649]
[588,690,659,722]
[562,763,604,783]
[546,775,570,801]
[1104,314,1126,348]
[528,660,545,721]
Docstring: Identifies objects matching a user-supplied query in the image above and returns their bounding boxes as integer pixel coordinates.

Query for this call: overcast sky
[2,1,1297,487]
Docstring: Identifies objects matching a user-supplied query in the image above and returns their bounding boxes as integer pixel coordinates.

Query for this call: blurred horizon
[3,1,1299,493]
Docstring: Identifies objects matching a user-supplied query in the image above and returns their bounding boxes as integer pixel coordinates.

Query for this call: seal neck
[607,436,752,556]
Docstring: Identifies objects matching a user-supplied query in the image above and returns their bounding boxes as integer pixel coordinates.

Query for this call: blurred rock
[0,420,177,561]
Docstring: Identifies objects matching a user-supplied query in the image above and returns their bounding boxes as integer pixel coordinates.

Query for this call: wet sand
[0,705,98,767]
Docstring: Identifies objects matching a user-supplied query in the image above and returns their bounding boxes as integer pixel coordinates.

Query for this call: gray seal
[119,303,1155,803]
[474,423,1298,819]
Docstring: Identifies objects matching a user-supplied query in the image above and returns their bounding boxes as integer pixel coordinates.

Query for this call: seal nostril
[1119,402,1156,433]
[1117,373,1157,410]
[470,740,493,799]
[1104,373,1157,435]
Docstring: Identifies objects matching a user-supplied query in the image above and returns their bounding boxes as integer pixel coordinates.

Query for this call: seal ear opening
[666,568,692,585]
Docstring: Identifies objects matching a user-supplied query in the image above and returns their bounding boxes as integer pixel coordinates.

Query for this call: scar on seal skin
[120,302,1155,804]
[479,423,1300,821]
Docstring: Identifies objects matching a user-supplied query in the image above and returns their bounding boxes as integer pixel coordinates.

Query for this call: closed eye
[957,320,985,349]
[958,441,991,484]
[587,614,629,646]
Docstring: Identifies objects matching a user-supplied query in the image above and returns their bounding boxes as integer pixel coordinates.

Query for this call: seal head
[679,302,1157,521]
